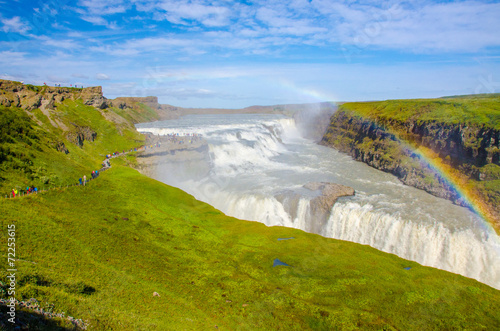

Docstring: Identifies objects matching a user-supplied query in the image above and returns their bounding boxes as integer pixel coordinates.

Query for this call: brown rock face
[56,142,69,154]
[0,79,109,111]
[79,86,108,109]
[66,126,97,147]
[305,182,355,233]
[304,182,355,212]
[275,182,355,234]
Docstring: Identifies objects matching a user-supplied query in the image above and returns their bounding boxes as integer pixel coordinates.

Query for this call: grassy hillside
[341,94,500,130]
[0,99,148,196]
[1,163,499,330]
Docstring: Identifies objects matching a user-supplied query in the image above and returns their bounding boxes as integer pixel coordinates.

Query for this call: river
[136,113,500,290]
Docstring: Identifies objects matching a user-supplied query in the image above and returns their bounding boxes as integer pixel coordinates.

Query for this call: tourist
[79,178,82,186]
[83,175,87,186]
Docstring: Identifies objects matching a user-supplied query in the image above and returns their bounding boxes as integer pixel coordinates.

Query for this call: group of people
[106,151,124,158]
[11,186,38,198]
[46,83,83,88]
[78,169,101,186]
[7,144,153,199]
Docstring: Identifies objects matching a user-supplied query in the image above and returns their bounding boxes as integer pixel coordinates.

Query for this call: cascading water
[136,114,500,290]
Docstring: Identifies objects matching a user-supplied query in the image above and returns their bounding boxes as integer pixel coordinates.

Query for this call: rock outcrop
[275,182,355,234]
[304,182,355,233]
[66,126,97,147]
[79,86,108,109]
[321,110,461,202]
[0,79,109,111]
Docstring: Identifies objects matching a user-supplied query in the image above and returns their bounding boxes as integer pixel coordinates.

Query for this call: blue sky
[1,0,500,108]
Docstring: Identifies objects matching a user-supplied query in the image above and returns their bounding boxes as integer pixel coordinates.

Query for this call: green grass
[110,102,161,124]
[0,100,148,196]
[341,94,500,129]
[1,165,499,330]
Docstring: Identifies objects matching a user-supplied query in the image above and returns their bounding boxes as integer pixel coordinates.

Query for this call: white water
[136,114,500,289]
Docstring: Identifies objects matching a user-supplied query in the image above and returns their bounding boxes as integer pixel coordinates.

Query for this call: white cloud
[314,1,500,53]
[0,51,28,66]
[69,0,500,56]
[157,0,232,27]
[39,36,81,49]
[78,0,128,15]
[96,73,111,80]
[1,16,31,34]
[80,15,119,29]
[90,36,196,56]
[0,73,20,81]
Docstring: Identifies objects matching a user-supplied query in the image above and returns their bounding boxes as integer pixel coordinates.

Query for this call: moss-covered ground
[341,94,500,129]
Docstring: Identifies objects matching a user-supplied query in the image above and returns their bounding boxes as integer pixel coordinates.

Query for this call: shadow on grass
[0,304,79,331]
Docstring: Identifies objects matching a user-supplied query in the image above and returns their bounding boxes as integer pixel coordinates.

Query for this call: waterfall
[137,114,500,290]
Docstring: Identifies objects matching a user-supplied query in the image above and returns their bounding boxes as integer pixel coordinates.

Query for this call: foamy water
[136,114,500,289]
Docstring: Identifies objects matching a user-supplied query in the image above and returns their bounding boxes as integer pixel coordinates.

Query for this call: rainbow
[407,145,497,235]
[280,79,498,235]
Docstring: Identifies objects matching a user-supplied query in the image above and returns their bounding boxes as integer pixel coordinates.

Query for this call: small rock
[153,292,160,297]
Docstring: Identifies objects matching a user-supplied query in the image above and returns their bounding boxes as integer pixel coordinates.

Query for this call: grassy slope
[341,94,500,129]
[0,100,146,195]
[1,162,499,330]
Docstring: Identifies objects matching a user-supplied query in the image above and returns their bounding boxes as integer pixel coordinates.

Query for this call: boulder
[305,182,355,227]
[80,86,108,109]
[275,182,355,234]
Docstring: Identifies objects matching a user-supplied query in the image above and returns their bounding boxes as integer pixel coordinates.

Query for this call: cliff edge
[320,95,500,230]
[0,79,108,110]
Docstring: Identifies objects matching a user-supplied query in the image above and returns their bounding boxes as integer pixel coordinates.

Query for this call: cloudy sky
[1,0,499,108]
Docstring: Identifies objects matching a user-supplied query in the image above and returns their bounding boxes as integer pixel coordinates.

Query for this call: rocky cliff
[320,96,500,229]
[0,80,108,110]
